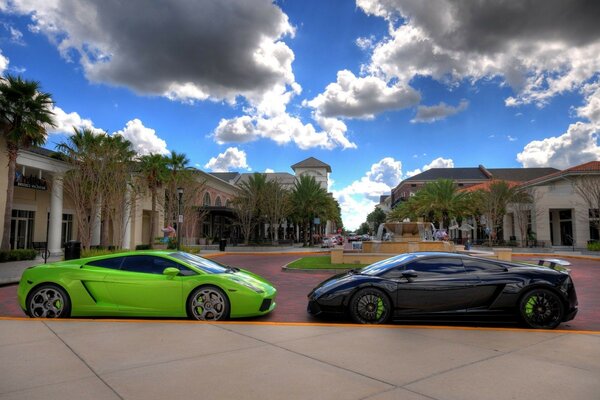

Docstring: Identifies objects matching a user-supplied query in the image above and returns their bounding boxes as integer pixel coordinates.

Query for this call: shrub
[166,237,178,250]
[587,241,600,251]
[81,248,129,259]
[0,249,38,262]
[135,244,151,250]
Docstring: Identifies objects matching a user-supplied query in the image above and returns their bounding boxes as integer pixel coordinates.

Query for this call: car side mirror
[402,270,418,280]
[163,267,180,278]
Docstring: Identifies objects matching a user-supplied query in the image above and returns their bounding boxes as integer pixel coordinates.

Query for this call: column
[48,173,64,255]
[91,195,101,246]
[122,186,132,249]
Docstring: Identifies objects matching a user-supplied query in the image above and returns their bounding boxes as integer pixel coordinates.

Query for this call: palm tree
[291,175,329,246]
[138,154,168,247]
[235,173,268,243]
[164,151,190,227]
[0,75,55,250]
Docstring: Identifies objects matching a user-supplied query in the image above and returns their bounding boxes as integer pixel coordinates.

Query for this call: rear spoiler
[537,258,571,271]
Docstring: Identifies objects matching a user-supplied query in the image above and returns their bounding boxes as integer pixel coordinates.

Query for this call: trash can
[219,239,227,252]
[64,240,81,260]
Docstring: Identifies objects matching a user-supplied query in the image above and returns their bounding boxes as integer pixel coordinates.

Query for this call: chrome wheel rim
[191,288,226,320]
[356,293,386,323]
[29,288,65,318]
[523,291,561,328]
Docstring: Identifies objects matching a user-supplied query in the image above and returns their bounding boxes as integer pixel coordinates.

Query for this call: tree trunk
[149,186,157,248]
[1,145,18,250]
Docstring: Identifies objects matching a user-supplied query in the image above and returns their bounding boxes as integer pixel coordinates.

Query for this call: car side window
[121,255,189,275]
[405,257,465,276]
[463,258,506,273]
[86,257,124,270]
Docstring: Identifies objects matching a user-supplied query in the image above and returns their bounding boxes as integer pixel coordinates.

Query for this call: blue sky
[1,0,599,229]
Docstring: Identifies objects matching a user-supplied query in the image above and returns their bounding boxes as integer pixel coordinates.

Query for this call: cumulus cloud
[411,100,468,123]
[0,49,8,75]
[518,82,600,168]
[47,106,104,135]
[332,157,403,229]
[113,119,169,156]
[305,69,420,119]
[406,157,455,177]
[358,0,600,106]
[3,0,296,103]
[204,147,250,172]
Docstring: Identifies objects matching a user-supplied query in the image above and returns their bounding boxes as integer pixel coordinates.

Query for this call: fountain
[363,221,455,254]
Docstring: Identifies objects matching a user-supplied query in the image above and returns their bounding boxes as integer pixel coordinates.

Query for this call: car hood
[225,269,276,293]
[309,270,372,299]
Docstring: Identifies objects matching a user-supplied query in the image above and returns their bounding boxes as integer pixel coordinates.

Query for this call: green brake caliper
[376,298,384,319]
[525,296,536,316]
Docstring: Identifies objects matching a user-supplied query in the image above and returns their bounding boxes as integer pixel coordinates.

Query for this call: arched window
[225,199,230,208]
[203,192,211,206]
[215,196,222,207]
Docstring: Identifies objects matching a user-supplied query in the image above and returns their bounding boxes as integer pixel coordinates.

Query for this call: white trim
[16,150,72,174]
[12,204,37,212]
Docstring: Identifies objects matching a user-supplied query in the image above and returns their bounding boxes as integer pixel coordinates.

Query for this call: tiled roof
[291,157,332,172]
[488,168,559,181]
[522,160,600,186]
[459,180,520,193]
[208,172,240,183]
[235,172,296,187]
[404,168,489,181]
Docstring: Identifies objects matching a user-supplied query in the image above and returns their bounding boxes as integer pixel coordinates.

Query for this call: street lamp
[177,187,184,251]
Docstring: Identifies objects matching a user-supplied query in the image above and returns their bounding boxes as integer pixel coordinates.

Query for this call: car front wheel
[519,288,564,329]
[26,284,71,318]
[187,286,230,321]
[349,288,391,324]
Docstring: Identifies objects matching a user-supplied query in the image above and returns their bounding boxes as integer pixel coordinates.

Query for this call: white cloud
[4,0,297,105]
[47,106,104,135]
[332,157,403,229]
[113,119,169,156]
[358,0,600,107]
[411,100,468,123]
[305,69,420,119]
[213,116,258,144]
[518,81,600,168]
[265,168,274,173]
[204,147,250,172]
[406,157,454,177]
[507,135,517,142]
[0,49,8,75]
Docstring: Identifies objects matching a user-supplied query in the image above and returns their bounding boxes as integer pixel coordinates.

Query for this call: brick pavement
[1,253,598,330]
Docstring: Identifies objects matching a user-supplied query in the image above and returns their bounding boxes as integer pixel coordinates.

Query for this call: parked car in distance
[307,252,577,329]
[19,251,277,321]
[321,238,335,248]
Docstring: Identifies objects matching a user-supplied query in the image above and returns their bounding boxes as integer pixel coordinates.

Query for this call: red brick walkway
[1,254,598,331]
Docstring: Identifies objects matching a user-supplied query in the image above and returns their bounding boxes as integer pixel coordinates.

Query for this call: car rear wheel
[26,284,71,318]
[188,286,230,321]
[349,288,391,324]
[519,289,564,329]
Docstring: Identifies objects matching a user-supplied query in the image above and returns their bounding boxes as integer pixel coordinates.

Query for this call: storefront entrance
[10,210,35,249]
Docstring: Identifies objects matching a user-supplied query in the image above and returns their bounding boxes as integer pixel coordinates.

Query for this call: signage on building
[14,173,48,191]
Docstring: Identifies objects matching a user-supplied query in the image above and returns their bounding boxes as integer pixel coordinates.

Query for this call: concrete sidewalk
[0,319,598,400]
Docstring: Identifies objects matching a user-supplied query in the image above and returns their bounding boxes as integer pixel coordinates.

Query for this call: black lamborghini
[307,252,578,329]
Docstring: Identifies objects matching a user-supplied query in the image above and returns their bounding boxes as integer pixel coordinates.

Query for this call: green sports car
[18,251,277,320]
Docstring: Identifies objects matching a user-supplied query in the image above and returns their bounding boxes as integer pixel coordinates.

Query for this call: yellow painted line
[205,251,327,258]
[0,316,597,335]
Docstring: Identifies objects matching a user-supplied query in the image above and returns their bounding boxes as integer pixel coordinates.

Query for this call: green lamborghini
[18,251,277,320]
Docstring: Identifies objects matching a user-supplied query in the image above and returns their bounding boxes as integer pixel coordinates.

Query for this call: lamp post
[177,187,184,251]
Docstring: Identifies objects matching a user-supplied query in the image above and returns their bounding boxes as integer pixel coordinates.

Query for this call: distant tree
[366,207,387,232]
[138,154,169,247]
[164,151,191,227]
[0,75,55,250]
[472,180,529,246]
[570,174,600,238]
[291,175,329,246]
[357,222,370,235]
[263,178,291,243]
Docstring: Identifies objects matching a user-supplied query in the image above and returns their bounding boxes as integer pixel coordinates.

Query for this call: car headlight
[230,277,264,293]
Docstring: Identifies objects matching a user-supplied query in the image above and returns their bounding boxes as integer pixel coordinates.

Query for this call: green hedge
[0,249,38,263]
[588,241,600,251]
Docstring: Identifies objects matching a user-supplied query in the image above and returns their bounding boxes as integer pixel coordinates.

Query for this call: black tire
[519,288,564,329]
[187,286,230,321]
[349,288,391,324]
[26,284,71,318]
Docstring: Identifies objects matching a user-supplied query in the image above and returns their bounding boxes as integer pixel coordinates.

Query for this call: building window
[62,214,73,245]
[590,209,600,241]
[411,184,417,187]
[203,192,211,206]
[215,196,222,207]
[10,210,35,249]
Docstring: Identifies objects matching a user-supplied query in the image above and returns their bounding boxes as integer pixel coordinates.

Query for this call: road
[1,253,598,331]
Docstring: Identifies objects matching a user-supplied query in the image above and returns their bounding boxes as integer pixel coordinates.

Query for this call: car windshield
[359,253,418,276]
[170,252,229,274]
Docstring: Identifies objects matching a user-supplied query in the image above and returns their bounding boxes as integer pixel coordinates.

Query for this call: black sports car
[307,252,578,329]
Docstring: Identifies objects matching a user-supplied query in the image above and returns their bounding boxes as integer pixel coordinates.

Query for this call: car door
[462,258,512,309]
[394,256,478,313]
[103,255,184,315]
[76,256,125,312]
